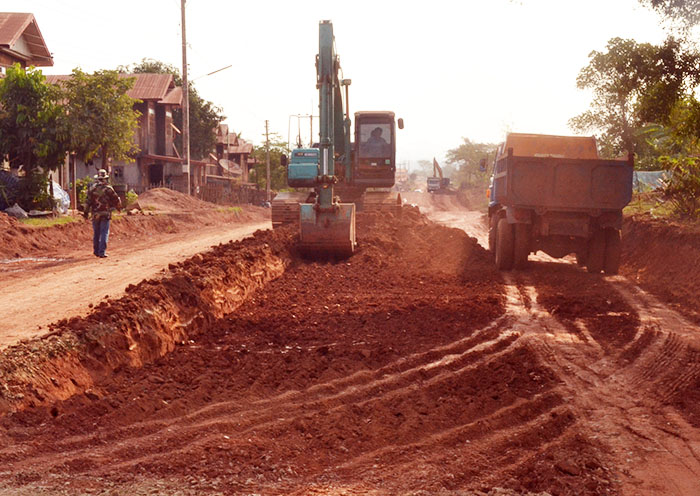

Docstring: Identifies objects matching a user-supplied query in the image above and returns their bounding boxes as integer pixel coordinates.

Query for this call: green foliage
[122,58,225,160]
[624,191,675,217]
[71,175,94,210]
[445,138,498,187]
[570,37,700,161]
[125,189,138,209]
[60,68,141,169]
[216,206,242,215]
[251,132,289,190]
[639,0,700,28]
[20,215,81,228]
[660,156,700,218]
[0,64,68,210]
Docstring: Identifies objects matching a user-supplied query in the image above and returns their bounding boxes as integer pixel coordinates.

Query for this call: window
[358,123,392,158]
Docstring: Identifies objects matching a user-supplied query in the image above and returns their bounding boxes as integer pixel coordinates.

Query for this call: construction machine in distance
[272,20,404,257]
[427,158,453,194]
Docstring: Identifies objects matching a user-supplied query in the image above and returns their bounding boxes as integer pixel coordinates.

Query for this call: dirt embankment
[621,214,700,324]
[0,225,293,416]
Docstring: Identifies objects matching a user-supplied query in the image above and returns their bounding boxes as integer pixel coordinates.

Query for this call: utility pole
[265,120,271,202]
[181,0,191,195]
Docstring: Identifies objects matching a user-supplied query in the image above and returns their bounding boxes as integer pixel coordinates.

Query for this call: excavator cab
[353,111,399,188]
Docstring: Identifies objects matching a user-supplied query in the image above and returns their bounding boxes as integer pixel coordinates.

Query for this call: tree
[445,138,498,187]
[251,132,288,191]
[639,0,700,28]
[569,37,700,158]
[120,58,225,160]
[61,69,141,171]
[0,64,68,210]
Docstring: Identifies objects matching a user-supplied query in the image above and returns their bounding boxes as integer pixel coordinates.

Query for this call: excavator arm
[293,20,356,258]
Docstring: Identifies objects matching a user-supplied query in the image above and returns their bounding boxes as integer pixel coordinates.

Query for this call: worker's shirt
[87,182,121,220]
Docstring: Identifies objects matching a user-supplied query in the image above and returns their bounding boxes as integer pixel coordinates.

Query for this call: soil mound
[138,188,227,213]
[621,214,700,324]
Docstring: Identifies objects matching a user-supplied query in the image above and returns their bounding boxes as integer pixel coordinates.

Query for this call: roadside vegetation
[439,1,700,222]
[19,215,82,228]
[570,0,700,220]
[0,59,227,214]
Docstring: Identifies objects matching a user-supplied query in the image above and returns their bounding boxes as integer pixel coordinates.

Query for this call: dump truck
[487,133,633,273]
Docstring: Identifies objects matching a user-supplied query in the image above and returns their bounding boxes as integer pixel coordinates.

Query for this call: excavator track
[271,192,309,229]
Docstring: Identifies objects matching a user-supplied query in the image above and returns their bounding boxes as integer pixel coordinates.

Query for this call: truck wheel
[586,229,605,274]
[495,218,514,270]
[488,215,497,252]
[603,228,621,274]
[575,249,588,267]
[513,223,530,269]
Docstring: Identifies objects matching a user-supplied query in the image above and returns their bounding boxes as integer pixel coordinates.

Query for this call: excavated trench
[2,205,700,495]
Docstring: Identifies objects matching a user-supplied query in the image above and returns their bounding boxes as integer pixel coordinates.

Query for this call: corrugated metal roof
[160,85,182,106]
[128,73,172,100]
[0,12,53,66]
[229,142,253,154]
[45,73,180,103]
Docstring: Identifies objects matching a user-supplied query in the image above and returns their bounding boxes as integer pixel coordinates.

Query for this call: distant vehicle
[488,133,633,274]
[427,158,453,194]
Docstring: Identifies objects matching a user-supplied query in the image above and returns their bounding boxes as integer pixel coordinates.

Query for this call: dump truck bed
[492,153,633,212]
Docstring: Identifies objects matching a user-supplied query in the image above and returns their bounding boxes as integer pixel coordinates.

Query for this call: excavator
[427,158,452,194]
[272,20,403,257]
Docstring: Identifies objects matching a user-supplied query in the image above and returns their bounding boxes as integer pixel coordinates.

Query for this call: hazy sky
[8,0,669,167]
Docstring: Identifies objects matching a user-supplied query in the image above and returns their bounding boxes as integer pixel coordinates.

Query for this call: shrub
[125,189,138,209]
[661,156,700,219]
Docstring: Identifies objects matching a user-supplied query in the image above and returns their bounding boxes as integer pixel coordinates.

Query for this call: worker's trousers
[92,217,111,257]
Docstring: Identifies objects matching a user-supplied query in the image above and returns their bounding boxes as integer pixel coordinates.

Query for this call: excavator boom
[294,20,356,258]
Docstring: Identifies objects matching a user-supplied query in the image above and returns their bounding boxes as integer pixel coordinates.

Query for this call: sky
[6,0,670,169]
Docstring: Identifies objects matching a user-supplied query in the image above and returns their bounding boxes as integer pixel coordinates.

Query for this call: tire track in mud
[419,197,700,495]
[0,210,597,496]
[502,261,700,496]
[2,206,700,495]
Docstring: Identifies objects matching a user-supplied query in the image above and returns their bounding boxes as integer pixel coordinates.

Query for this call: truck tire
[513,223,530,269]
[495,218,514,270]
[575,249,588,267]
[603,228,621,275]
[488,215,497,253]
[586,229,605,274]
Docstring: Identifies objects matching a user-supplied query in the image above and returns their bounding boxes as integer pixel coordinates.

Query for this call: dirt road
[0,221,269,349]
[1,193,700,495]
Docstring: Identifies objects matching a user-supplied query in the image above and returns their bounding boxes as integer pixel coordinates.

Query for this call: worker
[364,126,388,157]
[84,169,122,258]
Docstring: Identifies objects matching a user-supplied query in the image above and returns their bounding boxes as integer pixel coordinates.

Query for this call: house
[0,12,52,71]
[46,73,200,193]
[211,123,255,184]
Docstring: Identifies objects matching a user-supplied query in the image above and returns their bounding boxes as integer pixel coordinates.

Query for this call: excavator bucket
[299,203,356,258]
